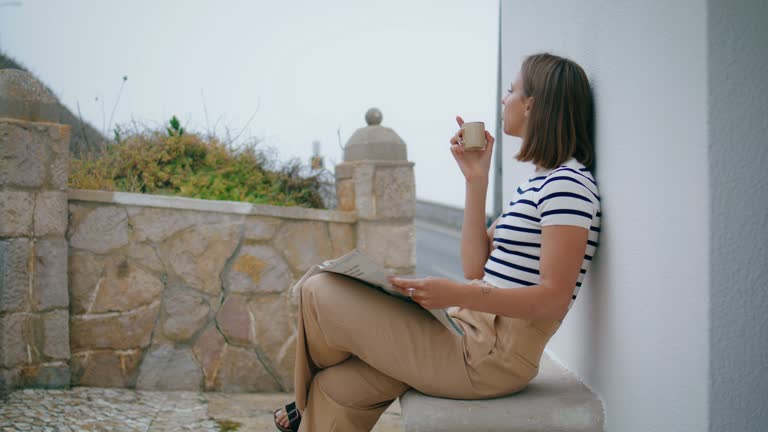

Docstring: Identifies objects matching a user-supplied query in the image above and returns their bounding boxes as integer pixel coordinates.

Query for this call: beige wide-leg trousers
[293,272,561,432]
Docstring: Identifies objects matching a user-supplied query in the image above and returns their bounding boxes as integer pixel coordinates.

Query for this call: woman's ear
[524,97,534,117]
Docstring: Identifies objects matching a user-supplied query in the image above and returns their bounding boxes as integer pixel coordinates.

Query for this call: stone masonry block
[329,223,356,257]
[71,349,142,388]
[0,190,34,237]
[352,163,376,218]
[334,162,355,180]
[68,251,104,315]
[215,345,280,392]
[160,222,240,296]
[192,325,226,391]
[243,216,282,241]
[274,221,333,273]
[161,284,211,343]
[0,313,28,368]
[90,257,164,314]
[336,179,356,212]
[224,244,292,294]
[136,345,203,391]
[69,206,129,254]
[0,120,47,188]
[357,222,416,270]
[33,191,68,237]
[32,238,68,311]
[39,309,69,360]
[47,124,70,191]
[130,207,241,243]
[70,301,159,351]
[20,362,70,389]
[372,165,415,219]
[216,295,251,346]
[247,295,293,369]
[0,367,21,392]
[0,238,30,313]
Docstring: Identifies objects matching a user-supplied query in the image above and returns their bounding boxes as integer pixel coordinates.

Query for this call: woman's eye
[507,88,514,94]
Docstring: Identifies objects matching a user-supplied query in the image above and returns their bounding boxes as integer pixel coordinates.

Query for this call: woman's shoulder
[535,161,600,205]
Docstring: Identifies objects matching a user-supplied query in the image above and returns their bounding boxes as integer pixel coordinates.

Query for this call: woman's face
[501,74,531,137]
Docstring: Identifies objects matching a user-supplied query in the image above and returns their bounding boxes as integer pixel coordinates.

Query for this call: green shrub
[69,117,330,209]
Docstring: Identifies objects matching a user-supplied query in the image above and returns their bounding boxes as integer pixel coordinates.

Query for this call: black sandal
[274,401,301,432]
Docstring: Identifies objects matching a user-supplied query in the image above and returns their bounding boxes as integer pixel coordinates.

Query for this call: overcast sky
[0,0,499,210]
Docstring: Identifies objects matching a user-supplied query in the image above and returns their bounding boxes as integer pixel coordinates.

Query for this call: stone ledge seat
[399,352,604,432]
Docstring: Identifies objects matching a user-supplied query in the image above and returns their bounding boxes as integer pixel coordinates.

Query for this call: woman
[275,52,599,432]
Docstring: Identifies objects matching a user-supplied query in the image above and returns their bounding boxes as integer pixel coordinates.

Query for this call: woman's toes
[275,409,289,427]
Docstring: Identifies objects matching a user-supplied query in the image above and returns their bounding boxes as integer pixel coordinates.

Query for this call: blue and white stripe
[483,158,601,310]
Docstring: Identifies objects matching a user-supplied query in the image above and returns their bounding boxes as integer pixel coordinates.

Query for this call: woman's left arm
[389,225,588,321]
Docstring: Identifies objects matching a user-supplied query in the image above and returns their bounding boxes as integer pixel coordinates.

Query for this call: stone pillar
[336,108,416,275]
[0,70,70,391]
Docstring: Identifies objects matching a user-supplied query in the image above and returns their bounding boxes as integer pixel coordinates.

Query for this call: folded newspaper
[291,249,465,336]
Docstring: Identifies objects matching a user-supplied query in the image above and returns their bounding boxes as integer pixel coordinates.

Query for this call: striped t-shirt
[483,157,601,310]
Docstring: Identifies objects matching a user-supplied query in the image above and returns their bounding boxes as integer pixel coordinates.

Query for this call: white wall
[501,1,710,431]
[708,0,768,430]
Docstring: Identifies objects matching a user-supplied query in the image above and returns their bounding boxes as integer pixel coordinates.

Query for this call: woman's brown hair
[516,53,594,170]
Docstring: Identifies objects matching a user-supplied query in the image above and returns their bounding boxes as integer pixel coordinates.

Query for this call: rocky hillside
[1,51,107,157]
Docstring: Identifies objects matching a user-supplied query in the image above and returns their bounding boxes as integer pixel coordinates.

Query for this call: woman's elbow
[463,269,485,280]
[539,288,572,321]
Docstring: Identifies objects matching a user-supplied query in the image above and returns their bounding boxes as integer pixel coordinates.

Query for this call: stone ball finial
[0,69,60,123]
[343,107,407,161]
[365,108,383,126]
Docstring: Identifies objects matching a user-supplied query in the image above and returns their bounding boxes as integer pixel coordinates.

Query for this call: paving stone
[0,372,402,432]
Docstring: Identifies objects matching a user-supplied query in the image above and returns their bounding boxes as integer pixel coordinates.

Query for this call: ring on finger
[408,288,415,297]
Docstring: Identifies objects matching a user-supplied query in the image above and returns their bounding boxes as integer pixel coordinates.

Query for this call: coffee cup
[457,122,487,151]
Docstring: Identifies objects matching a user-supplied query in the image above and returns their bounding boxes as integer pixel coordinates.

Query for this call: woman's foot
[274,408,290,429]
[273,402,300,431]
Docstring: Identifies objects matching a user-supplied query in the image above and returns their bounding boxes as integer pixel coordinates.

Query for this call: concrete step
[399,352,604,432]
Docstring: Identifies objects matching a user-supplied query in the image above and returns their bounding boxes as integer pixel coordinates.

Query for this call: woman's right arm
[449,116,496,280]
[461,179,491,279]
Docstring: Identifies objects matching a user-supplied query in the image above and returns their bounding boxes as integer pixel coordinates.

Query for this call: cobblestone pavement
[0,388,403,431]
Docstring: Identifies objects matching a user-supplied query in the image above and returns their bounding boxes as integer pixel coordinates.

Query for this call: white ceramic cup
[457,122,487,151]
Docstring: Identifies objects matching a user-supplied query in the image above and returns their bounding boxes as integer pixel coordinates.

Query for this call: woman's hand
[450,116,495,183]
[387,276,465,310]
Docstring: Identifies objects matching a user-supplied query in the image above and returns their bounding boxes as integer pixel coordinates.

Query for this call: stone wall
[66,190,356,392]
[0,71,417,393]
[0,118,71,390]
